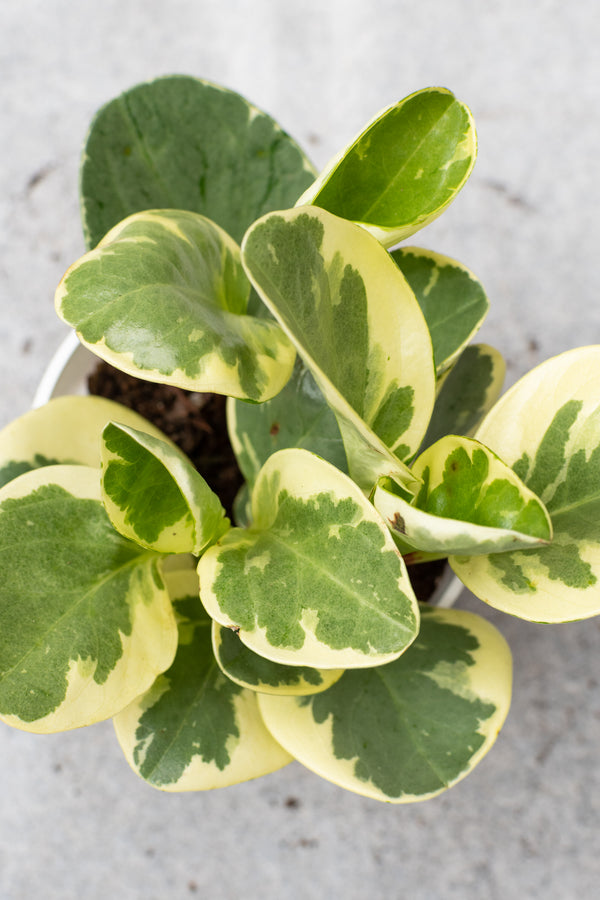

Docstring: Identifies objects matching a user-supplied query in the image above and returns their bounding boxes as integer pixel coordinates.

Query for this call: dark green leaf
[81,75,317,248]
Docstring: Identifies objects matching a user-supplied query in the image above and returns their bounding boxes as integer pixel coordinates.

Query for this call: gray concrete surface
[1,2,599,898]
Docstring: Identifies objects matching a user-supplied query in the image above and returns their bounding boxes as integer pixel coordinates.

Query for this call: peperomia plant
[1,75,599,803]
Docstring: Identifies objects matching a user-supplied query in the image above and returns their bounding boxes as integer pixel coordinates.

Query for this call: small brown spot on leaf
[390,512,406,534]
[270,422,280,436]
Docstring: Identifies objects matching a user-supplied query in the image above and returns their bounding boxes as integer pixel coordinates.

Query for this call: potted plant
[1,75,598,803]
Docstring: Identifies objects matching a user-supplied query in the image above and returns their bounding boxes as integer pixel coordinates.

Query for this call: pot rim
[33,331,92,408]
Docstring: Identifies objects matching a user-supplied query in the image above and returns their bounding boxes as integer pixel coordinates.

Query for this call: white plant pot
[35,333,464,609]
[33,331,94,407]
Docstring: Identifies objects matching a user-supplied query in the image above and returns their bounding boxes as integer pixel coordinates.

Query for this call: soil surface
[88,360,445,601]
[88,362,244,519]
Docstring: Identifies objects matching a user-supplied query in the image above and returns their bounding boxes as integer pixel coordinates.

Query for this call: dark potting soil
[88,360,445,602]
[88,361,244,520]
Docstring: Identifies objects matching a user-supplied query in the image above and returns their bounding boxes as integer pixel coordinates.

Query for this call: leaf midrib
[374,665,477,791]
[136,657,236,783]
[358,102,461,223]
[0,550,158,686]
[249,526,415,644]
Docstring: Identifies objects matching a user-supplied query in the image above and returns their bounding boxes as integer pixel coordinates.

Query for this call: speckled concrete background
[1,2,599,898]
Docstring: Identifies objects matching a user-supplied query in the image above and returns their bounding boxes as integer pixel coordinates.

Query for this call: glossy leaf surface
[420,344,505,451]
[297,88,476,247]
[374,435,551,557]
[452,347,600,621]
[56,210,295,401]
[227,358,347,490]
[81,74,316,248]
[242,206,435,491]
[101,423,226,554]
[0,466,177,732]
[259,605,512,802]
[199,449,419,669]
[391,248,488,374]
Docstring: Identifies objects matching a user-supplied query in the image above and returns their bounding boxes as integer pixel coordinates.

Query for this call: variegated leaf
[101,423,227,554]
[258,605,512,802]
[56,209,296,402]
[374,435,551,558]
[212,622,344,696]
[81,74,316,249]
[0,466,177,733]
[420,344,505,452]
[297,88,476,248]
[199,449,419,669]
[0,395,170,489]
[113,562,291,791]
[452,347,600,622]
[232,482,252,528]
[390,248,489,375]
[226,357,347,490]
[242,206,435,491]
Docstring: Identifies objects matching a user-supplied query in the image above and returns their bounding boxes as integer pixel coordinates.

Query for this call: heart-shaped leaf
[81,74,317,248]
[452,347,600,622]
[297,88,476,248]
[242,206,435,491]
[258,605,512,802]
[113,561,291,790]
[0,466,177,733]
[198,449,419,669]
[56,209,296,402]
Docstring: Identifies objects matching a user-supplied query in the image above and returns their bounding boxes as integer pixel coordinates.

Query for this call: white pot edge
[33,332,96,407]
[35,333,464,608]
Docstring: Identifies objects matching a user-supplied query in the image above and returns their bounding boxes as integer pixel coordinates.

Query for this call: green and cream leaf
[227,358,347,490]
[297,88,476,248]
[0,396,171,489]
[212,622,344,696]
[242,205,435,491]
[199,449,419,669]
[0,466,177,733]
[101,422,227,554]
[81,74,316,249]
[452,347,600,622]
[258,605,512,802]
[56,209,296,402]
[390,248,489,375]
[113,564,291,791]
[420,344,505,452]
[374,435,551,557]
